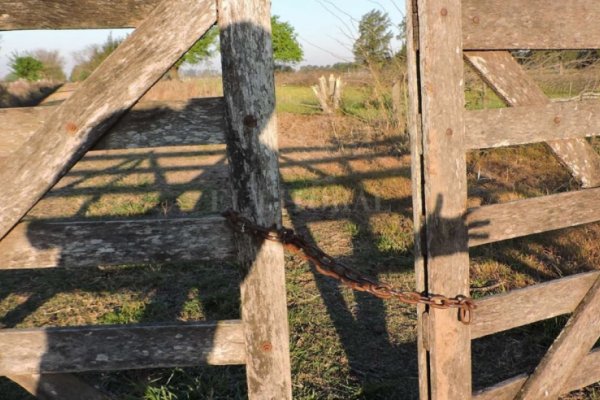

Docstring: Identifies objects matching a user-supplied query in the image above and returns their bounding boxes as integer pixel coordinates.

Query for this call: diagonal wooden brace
[0,0,217,241]
[465,51,600,188]
[515,273,600,399]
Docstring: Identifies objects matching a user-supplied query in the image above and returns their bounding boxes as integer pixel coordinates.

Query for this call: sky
[0,0,406,78]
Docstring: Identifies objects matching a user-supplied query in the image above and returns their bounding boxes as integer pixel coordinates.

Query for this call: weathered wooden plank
[218,1,292,398]
[0,98,226,157]
[467,187,600,247]
[0,0,161,30]
[472,271,600,339]
[473,339,600,400]
[8,374,112,400]
[462,0,600,50]
[418,1,471,399]
[465,100,600,149]
[473,374,527,400]
[0,216,234,270]
[0,0,217,241]
[0,321,245,375]
[465,51,600,188]
[406,1,429,399]
[516,275,600,399]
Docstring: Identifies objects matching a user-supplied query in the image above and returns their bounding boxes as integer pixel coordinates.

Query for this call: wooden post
[406,0,429,399]
[218,1,293,399]
[418,1,471,399]
[0,0,217,241]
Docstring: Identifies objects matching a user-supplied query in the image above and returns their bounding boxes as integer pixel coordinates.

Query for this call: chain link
[223,209,476,324]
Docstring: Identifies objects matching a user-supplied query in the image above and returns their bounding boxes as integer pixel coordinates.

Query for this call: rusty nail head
[440,8,448,16]
[261,342,273,352]
[472,16,480,24]
[554,116,561,124]
[446,128,453,136]
[65,122,78,134]
[243,115,258,128]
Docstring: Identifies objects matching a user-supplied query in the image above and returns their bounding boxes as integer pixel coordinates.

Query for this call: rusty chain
[223,210,476,324]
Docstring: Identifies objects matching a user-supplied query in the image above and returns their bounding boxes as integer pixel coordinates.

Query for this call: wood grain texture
[0,0,161,30]
[473,343,600,400]
[0,216,234,270]
[0,98,226,157]
[462,0,600,50]
[406,1,429,399]
[465,51,600,188]
[0,0,217,241]
[467,187,600,247]
[218,1,292,398]
[472,271,599,339]
[8,374,112,400]
[465,100,600,149]
[418,1,471,398]
[0,321,245,375]
[516,275,600,399]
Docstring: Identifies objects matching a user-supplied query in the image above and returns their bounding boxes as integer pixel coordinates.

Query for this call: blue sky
[0,0,405,78]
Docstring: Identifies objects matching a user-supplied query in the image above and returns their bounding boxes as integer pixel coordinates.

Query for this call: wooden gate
[408,1,600,399]
[0,0,292,399]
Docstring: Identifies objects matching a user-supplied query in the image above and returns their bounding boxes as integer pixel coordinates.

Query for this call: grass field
[1,64,600,399]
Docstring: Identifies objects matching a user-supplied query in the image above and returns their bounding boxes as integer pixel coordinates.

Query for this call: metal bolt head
[472,16,480,24]
[65,122,78,134]
[261,342,273,352]
[440,8,448,16]
[243,115,258,128]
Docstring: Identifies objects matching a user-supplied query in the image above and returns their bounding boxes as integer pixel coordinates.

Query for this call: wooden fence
[0,0,292,399]
[408,1,600,399]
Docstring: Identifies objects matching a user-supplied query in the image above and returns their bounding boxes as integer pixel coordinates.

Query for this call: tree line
[3,16,303,82]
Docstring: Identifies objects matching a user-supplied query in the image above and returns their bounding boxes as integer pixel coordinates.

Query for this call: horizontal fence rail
[0,216,234,269]
[471,271,599,339]
[465,100,600,149]
[0,320,245,375]
[462,0,600,49]
[0,0,162,30]
[473,348,600,400]
[467,187,600,247]
[0,98,225,156]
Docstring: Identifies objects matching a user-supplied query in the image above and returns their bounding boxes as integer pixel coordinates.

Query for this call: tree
[9,54,44,81]
[167,25,219,80]
[271,16,303,67]
[353,10,394,66]
[30,49,66,81]
[70,34,124,81]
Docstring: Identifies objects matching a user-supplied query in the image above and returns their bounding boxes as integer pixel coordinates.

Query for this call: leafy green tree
[353,10,394,65]
[271,16,303,67]
[395,18,407,60]
[9,54,44,81]
[167,26,220,80]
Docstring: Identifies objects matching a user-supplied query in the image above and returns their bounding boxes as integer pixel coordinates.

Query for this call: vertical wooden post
[418,0,471,399]
[218,1,293,399]
[406,0,429,399]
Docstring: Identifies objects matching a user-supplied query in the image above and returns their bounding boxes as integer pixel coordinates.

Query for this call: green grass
[276,86,321,114]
